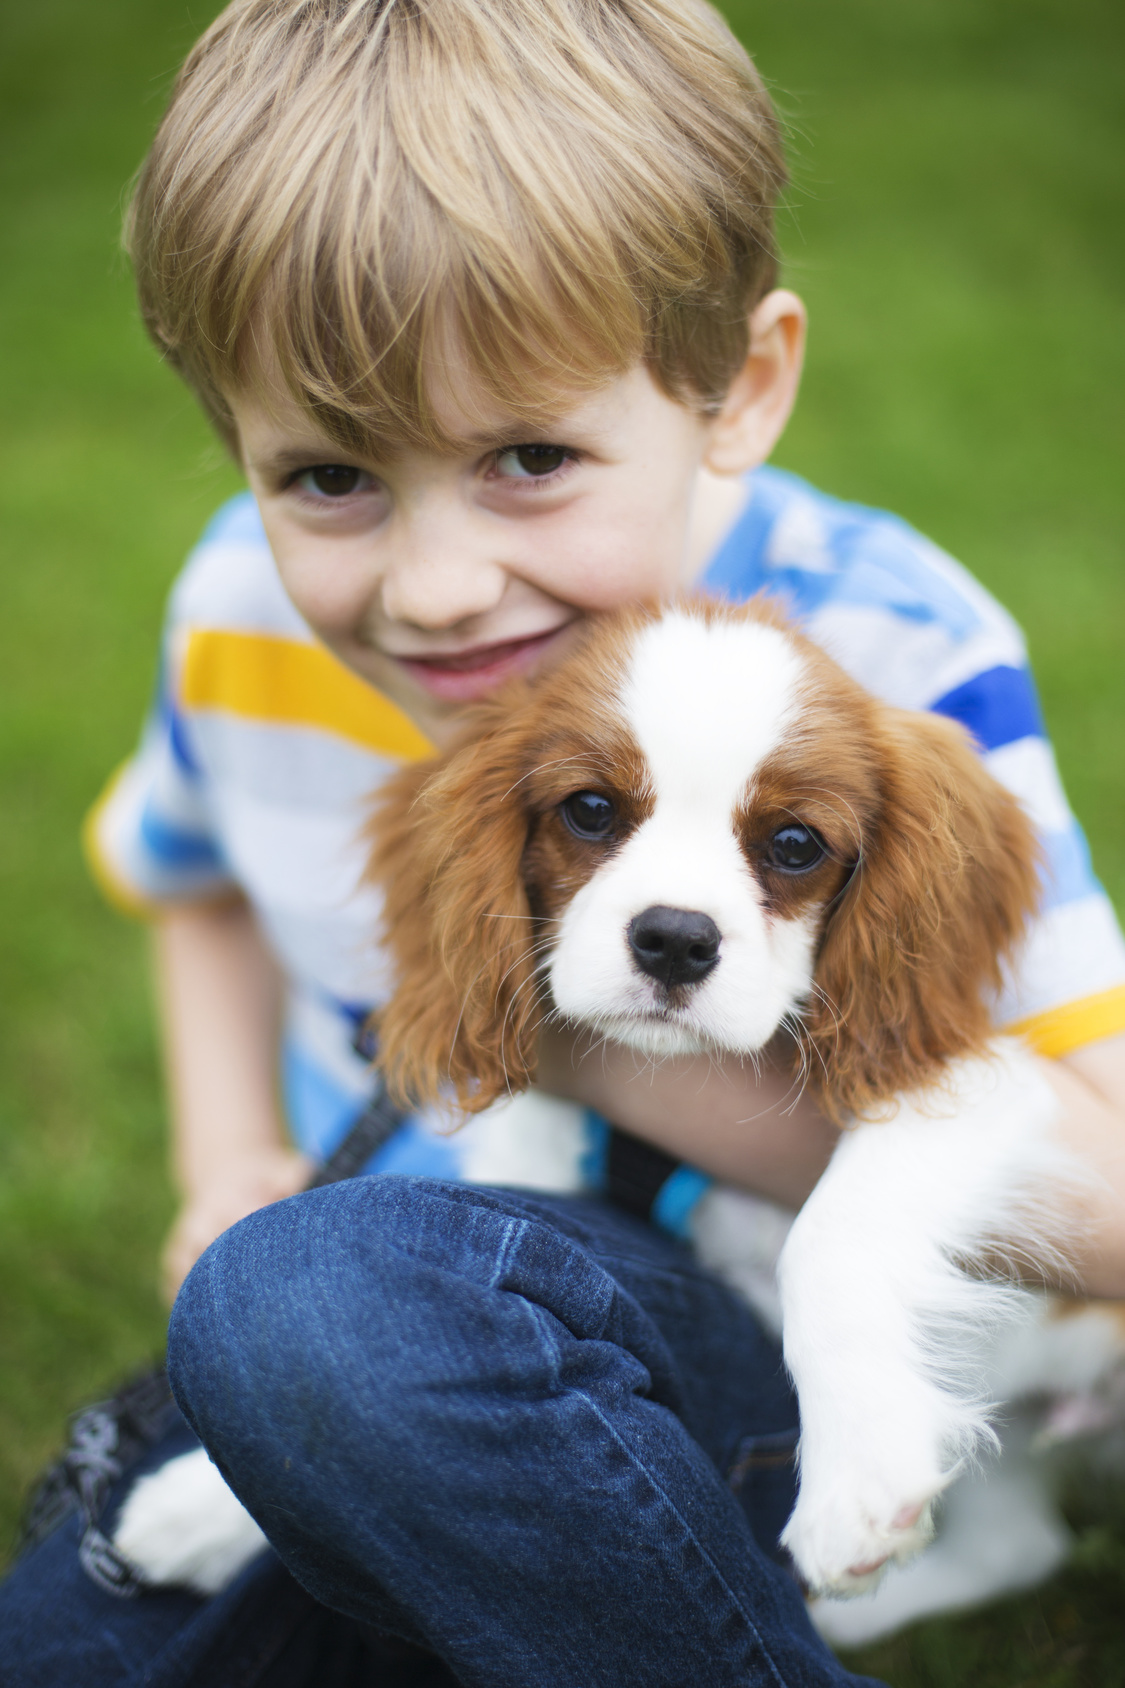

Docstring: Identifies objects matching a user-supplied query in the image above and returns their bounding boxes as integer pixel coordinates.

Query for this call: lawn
[1,0,1123,1680]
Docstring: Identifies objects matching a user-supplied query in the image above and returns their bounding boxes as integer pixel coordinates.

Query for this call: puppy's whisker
[482,913,565,928]
[806,981,844,1068]
[792,1005,835,1099]
[500,754,592,804]
[775,1011,818,1113]
[498,981,551,1087]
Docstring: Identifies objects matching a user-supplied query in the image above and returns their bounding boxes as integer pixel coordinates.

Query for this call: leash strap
[305,1072,408,1188]
[603,1126,713,1237]
[22,1369,181,1596]
[604,1129,685,1220]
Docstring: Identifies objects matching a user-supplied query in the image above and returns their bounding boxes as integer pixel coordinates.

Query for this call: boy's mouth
[392,626,571,702]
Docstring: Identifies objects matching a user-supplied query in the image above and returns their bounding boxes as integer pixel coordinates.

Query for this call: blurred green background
[1,0,1122,1680]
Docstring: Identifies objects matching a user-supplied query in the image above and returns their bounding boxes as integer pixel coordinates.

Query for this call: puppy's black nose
[627,906,721,987]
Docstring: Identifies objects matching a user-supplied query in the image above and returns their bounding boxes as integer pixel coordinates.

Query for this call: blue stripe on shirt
[702,467,986,640]
[157,691,203,778]
[930,666,1046,752]
[1040,824,1099,913]
[282,1040,370,1162]
[369,1119,463,1181]
[139,802,227,872]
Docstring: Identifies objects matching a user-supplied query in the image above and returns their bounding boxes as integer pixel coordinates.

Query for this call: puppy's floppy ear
[368,717,543,1114]
[804,708,1040,1120]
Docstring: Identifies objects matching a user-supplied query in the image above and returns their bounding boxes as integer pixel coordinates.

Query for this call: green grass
[1,0,1123,1679]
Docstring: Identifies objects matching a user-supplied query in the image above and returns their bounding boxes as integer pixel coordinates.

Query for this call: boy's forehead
[424,340,583,444]
[423,348,659,446]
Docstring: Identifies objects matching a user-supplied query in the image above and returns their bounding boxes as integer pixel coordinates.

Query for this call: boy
[6,0,1125,1681]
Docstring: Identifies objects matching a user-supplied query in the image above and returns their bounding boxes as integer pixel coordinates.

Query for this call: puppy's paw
[113,1446,268,1596]
[781,1463,946,1597]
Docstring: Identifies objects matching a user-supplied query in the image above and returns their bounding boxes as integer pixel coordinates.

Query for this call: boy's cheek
[519,517,697,611]
[261,525,376,638]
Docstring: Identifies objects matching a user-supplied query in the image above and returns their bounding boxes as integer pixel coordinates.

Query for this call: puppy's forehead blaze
[620,612,806,802]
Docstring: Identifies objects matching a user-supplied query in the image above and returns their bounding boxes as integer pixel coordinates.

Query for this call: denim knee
[167,1178,640,1509]
[173,1180,459,1461]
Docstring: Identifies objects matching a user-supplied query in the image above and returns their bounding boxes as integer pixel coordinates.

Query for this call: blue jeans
[1,1180,884,1686]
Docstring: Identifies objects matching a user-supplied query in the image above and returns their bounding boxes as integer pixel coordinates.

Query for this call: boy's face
[232,297,804,745]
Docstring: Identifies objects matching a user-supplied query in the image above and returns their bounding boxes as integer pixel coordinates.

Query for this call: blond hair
[128,0,786,455]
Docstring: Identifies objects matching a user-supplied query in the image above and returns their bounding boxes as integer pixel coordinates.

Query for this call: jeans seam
[577,1391,793,1688]
[485,1214,525,1291]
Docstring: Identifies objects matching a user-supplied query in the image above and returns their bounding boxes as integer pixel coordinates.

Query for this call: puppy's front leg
[777,1044,1070,1597]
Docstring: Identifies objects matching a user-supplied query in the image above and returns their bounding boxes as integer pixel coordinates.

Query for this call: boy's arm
[155,898,311,1302]
[537,1026,840,1210]
[1050,1036,1125,1296]
[538,1026,1125,1297]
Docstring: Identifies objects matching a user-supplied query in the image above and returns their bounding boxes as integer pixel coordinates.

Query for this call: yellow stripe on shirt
[180,629,434,761]
[1007,984,1125,1057]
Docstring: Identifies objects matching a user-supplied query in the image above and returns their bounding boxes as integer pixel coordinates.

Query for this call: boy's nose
[379,541,510,632]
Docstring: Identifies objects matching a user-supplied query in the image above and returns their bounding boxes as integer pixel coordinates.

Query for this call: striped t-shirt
[87,467,1125,1203]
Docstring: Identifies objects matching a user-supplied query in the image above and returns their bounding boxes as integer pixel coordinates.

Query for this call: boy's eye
[496,444,568,479]
[296,465,372,498]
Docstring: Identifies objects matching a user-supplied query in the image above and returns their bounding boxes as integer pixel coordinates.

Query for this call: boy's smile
[391,626,573,703]
[232,295,805,745]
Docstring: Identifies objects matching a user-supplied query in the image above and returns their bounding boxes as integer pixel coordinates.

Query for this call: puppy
[371,596,1115,1610]
[116,597,1123,1635]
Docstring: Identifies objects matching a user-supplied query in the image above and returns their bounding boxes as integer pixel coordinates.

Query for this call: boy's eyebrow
[448,426,573,449]
[249,444,366,474]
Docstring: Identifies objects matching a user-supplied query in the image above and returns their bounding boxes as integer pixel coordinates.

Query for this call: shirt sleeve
[83,629,236,915]
[930,663,1125,1055]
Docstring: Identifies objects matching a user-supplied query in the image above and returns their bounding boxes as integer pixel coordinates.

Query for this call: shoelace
[23,1371,181,1596]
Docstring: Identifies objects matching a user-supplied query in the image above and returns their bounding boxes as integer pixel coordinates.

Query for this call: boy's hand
[162,1144,312,1304]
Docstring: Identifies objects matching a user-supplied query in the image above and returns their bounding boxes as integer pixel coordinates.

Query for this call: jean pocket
[727,1427,800,1561]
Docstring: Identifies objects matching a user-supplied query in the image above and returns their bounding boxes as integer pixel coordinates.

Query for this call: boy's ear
[368,723,543,1115]
[802,709,1041,1121]
[702,289,807,477]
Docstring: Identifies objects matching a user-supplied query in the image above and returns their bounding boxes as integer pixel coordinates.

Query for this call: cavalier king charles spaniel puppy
[115,598,1125,1641]
[371,596,1120,1620]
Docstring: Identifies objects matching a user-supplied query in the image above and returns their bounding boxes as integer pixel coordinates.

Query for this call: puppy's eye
[767,823,825,873]
[560,791,615,840]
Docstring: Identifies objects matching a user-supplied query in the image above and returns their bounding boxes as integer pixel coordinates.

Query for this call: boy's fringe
[126,0,787,455]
